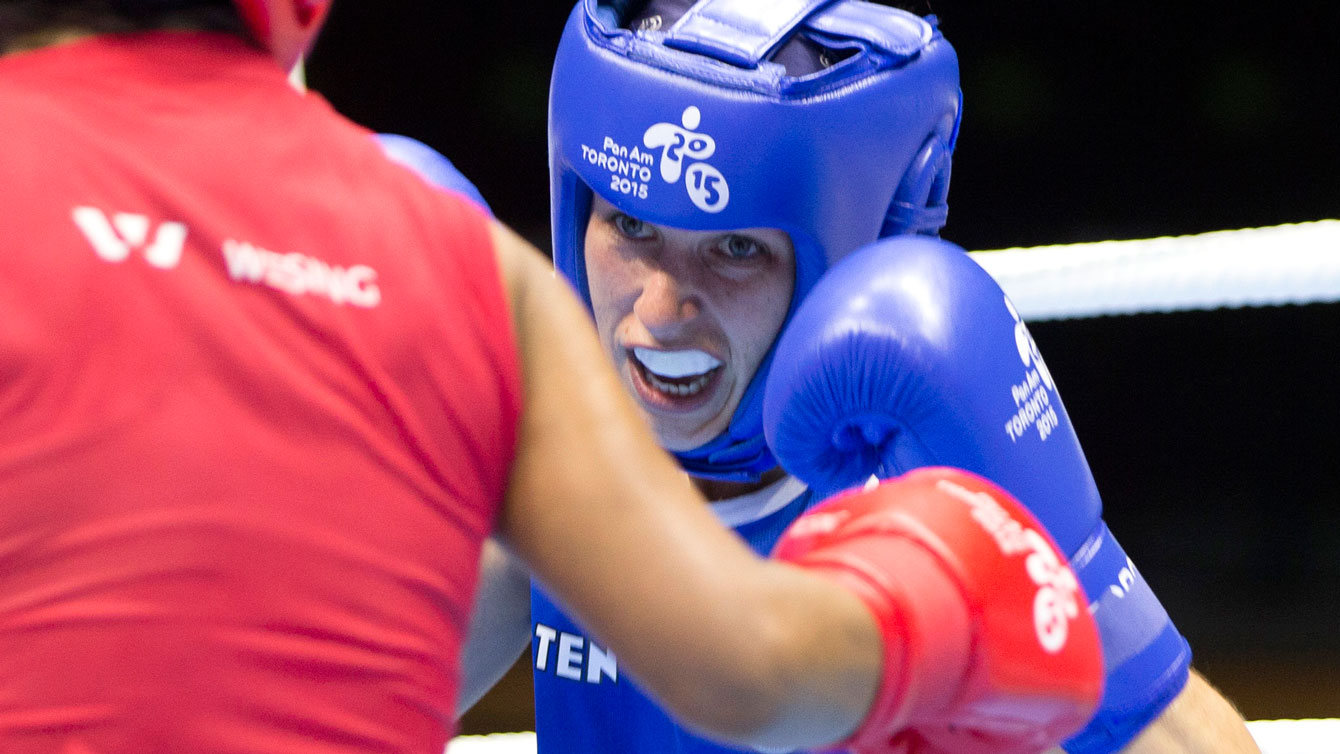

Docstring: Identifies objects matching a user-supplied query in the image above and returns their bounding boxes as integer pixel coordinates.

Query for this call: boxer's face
[584,195,795,451]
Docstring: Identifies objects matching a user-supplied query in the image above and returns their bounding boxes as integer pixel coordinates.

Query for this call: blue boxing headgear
[549,0,962,481]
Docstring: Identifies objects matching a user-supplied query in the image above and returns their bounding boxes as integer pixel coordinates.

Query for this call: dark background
[305,2,1340,730]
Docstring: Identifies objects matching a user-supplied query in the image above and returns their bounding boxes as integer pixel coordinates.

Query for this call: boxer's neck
[693,466,788,503]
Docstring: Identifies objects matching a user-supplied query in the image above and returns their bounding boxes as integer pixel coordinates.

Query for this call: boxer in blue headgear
[521,1,975,751]
[549,0,960,481]
[463,2,1259,754]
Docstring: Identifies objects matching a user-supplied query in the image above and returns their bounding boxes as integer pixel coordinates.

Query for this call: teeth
[633,347,722,379]
[643,369,713,397]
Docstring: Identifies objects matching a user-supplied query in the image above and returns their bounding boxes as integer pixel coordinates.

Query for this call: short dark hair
[0,0,245,54]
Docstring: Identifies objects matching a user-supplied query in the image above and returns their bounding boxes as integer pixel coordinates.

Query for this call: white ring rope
[969,220,1340,321]
[448,221,1339,754]
[446,732,536,754]
[447,722,1340,754]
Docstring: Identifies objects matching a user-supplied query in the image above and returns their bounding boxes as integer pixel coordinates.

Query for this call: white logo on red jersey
[222,239,381,308]
[72,206,187,269]
[71,207,381,308]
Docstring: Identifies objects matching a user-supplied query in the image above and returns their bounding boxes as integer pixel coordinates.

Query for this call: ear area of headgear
[878,15,963,239]
[882,123,958,238]
[231,0,332,71]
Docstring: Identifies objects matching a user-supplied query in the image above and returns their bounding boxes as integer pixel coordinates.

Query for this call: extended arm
[1119,670,1259,754]
[1037,670,1260,754]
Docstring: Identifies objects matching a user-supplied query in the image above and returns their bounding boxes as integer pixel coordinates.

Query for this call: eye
[716,234,767,261]
[612,213,655,240]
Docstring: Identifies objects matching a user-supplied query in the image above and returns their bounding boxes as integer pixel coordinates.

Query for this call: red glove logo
[933,478,1083,654]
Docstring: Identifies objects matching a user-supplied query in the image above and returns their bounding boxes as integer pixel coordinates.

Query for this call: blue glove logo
[1004,296,1061,443]
[1008,296,1055,392]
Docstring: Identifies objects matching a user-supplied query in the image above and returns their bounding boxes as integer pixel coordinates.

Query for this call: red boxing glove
[774,467,1103,754]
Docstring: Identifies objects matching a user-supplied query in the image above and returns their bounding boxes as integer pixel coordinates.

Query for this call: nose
[633,263,703,340]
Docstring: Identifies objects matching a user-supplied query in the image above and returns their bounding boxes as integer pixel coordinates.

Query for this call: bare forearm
[1036,668,1258,754]
[1120,669,1260,754]
[648,562,881,751]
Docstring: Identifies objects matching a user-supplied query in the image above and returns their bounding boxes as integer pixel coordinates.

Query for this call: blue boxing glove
[374,133,492,214]
[763,236,1192,754]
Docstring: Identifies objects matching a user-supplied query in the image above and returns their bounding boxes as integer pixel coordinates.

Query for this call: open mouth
[629,346,723,399]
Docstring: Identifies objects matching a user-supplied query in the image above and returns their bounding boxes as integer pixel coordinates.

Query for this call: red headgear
[231,0,332,70]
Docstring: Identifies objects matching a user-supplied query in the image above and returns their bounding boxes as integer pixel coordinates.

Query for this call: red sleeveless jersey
[0,32,520,754]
